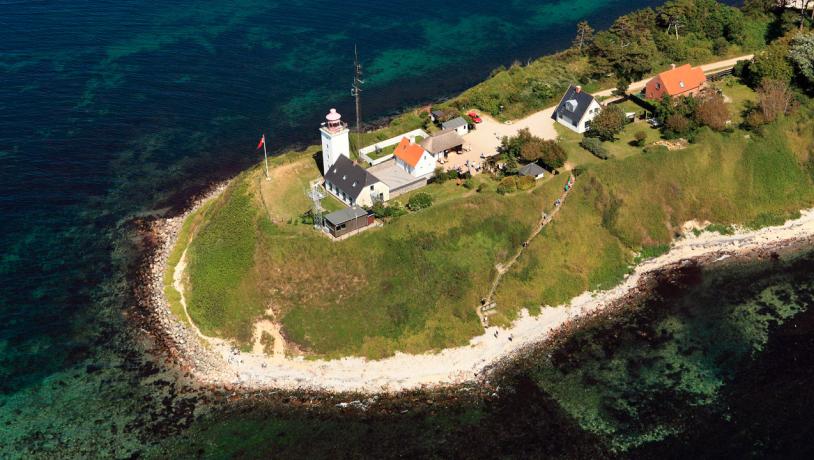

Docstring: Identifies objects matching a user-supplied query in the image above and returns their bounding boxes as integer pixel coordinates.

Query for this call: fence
[358,129,429,166]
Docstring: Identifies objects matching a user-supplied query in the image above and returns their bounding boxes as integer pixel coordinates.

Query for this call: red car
[467,111,482,123]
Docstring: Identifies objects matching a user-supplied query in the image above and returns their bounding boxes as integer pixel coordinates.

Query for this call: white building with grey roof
[552,85,602,134]
[323,155,389,207]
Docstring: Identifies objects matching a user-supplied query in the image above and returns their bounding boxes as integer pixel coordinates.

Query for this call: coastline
[142,182,814,394]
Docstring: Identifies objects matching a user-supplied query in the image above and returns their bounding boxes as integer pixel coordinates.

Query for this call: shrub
[694,92,730,131]
[665,114,693,137]
[476,182,490,193]
[407,192,433,211]
[434,166,447,184]
[496,176,518,195]
[463,178,475,189]
[580,136,610,159]
[633,130,647,146]
[516,176,535,191]
[643,144,669,155]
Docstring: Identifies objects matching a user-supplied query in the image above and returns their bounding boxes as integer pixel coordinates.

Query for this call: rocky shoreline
[134,176,814,396]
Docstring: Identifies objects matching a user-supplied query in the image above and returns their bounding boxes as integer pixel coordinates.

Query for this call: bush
[371,201,406,219]
[642,144,669,155]
[434,166,447,184]
[407,192,433,211]
[476,182,490,193]
[496,176,518,195]
[664,114,693,137]
[633,130,647,147]
[463,178,475,189]
[580,137,610,159]
[516,176,535,191]
[694,92,730,131]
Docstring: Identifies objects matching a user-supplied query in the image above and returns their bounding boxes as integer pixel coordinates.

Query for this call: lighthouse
[319,108,350,175]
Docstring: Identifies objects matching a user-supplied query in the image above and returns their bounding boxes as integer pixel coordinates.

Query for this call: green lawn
[367,143,397,160]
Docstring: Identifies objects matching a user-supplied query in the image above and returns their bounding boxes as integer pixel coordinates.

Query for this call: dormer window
[342,175,347,180]
[333,168,338,173]
[352,181,357,187]
[679,81,685,88]
[565,99,578,112]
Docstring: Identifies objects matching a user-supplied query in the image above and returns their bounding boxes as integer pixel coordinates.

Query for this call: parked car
[647,118,662,128]
[467,111,482,124]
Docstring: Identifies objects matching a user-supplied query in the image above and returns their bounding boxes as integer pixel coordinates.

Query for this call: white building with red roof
[393,137,436,177]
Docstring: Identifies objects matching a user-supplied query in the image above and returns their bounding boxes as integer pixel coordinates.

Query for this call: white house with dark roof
[552,85,602,134]
[441,116,469,136]
[323,155,389,207]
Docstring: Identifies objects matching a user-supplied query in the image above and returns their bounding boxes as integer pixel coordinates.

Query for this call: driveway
[457,54,754,172]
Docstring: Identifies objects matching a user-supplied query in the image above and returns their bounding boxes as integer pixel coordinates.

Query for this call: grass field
[182,151,571,357]
[495,114,814,317]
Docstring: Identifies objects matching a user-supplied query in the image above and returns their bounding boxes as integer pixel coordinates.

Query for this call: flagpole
[262,135,270,180]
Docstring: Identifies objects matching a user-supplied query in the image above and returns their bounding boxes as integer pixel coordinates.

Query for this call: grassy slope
[179,102,814,358]
[496,115,814,317]
[183,155,570,356]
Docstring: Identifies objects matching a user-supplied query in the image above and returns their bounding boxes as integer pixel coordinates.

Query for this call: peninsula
[146,0,814,393]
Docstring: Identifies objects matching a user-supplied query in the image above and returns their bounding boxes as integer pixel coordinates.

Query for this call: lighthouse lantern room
[320,108,350,175]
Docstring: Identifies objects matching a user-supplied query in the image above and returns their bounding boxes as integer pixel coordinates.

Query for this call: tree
[742,0,775,17]
[790,33,814,86]
[573,21,595,54]
[694,92,730,131]
[757,79,794,123]
[587,105,626,141]
[747,42,794,87]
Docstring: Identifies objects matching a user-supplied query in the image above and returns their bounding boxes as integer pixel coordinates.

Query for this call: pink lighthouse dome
[324,108,345,133]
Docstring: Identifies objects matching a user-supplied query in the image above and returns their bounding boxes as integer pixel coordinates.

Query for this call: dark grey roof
[431,110,445,118]
[552,85,597,124]
[420,129,464,154]
[519,163,546,177]
[324,207,369,226]
[323,155,379,202]
[441,116,467,130]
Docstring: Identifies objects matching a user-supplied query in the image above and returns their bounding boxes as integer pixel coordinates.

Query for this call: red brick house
[645,64,707,100]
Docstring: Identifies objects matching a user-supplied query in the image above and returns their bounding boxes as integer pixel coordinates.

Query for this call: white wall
[320,127,350,174]
[556,99,602,134]
[413,152,437,177]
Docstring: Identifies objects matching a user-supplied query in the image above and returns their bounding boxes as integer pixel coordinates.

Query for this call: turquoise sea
[3,0,814,458]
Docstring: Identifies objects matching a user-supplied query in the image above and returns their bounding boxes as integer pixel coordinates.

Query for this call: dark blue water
[0,0,763,455]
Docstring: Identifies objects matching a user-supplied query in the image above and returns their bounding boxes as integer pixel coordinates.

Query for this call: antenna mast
[351,45,364,154]
[307,179,326,230]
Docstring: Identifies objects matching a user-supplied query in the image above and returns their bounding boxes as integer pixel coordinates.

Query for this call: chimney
[670,63,676,70]
[575,85,582,93]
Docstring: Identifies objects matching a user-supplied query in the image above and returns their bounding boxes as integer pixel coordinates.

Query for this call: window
[370,185,374,190]
[679,81,685,88]
[352,181,357,187]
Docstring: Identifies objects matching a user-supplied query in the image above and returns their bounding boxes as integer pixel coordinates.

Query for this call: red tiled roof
[393,137,426,168]
[657,64,706,96]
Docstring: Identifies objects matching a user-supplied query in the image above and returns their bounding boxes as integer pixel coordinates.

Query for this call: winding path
[479,175,575,325]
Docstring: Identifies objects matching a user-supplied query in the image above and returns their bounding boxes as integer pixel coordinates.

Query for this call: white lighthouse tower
[319,108,350,175]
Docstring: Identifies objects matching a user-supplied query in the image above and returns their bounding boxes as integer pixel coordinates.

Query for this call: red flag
[256,135,265,150]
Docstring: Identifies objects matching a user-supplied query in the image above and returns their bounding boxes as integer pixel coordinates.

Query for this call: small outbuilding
[441,116,469,136]
[518,163,546,180]
[420,129,465,159]
[430,110,445,123]
[324,207,374,238]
